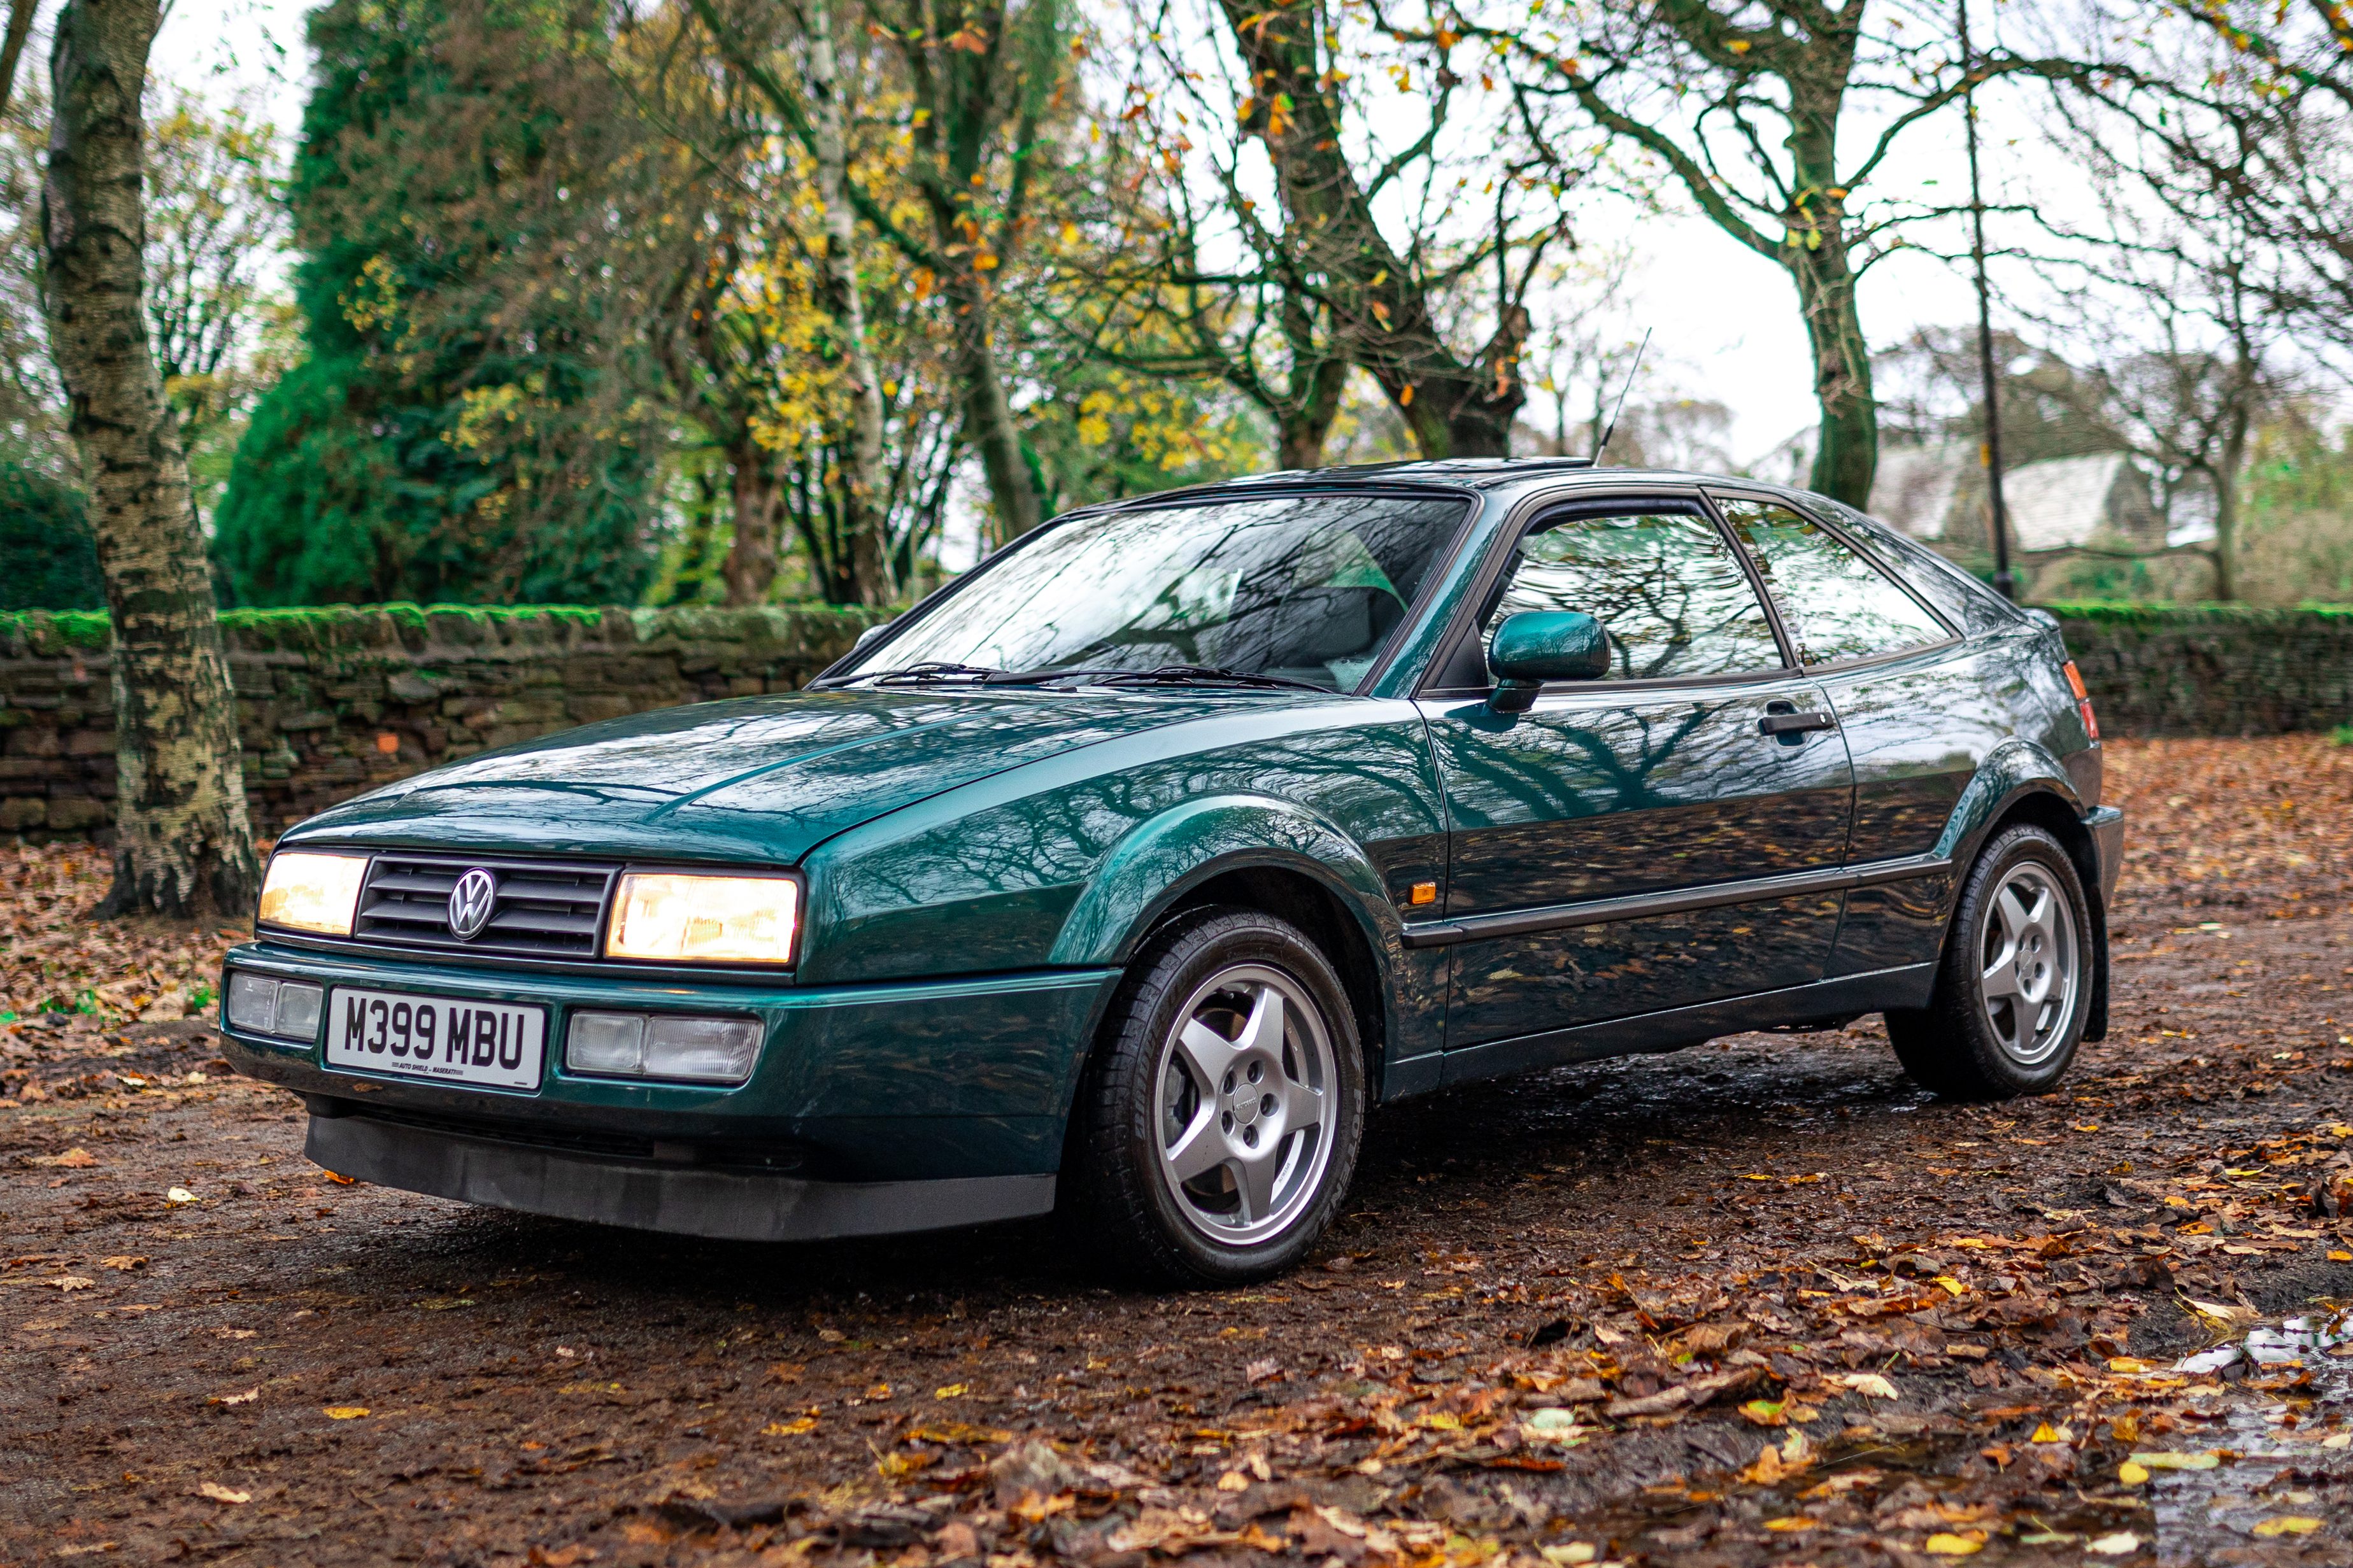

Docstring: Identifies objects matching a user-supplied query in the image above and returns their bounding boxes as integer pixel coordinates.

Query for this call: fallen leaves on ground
[2,736,2350,1566]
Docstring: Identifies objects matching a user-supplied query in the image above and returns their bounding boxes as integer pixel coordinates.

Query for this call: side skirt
[1437,964,1938,1089]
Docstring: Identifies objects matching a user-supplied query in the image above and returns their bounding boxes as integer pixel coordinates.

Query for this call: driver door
[1415,498,1856,1061]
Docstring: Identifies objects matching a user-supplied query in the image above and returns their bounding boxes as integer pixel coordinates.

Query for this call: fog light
[566,1012,760,1085]
[226,971,279,1033]
[225,971,325,1042]
[645,1015,761,1083]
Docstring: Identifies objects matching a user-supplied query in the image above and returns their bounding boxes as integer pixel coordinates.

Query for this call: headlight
[257,851,369,935]
[604,872,799,964]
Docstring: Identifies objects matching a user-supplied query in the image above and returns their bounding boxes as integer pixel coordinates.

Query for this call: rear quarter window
[1806,497,2023,637]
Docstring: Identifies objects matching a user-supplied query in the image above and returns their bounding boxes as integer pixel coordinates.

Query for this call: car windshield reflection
[834,493,1467,693]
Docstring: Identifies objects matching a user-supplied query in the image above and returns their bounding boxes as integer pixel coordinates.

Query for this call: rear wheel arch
[1889,819,2096,1098]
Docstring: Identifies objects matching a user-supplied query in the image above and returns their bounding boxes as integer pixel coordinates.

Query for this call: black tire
[1888,824,2093,1099]
[1067,905,1366,1287]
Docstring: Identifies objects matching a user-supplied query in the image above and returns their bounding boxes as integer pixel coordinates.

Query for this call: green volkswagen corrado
[219,460,2122,1283]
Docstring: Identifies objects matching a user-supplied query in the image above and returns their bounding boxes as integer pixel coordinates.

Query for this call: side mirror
[851,623,890,653]
[1488,610,1610,714]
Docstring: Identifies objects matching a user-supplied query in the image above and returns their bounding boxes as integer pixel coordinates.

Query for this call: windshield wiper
[1078,664,1333,693]
[849,662,1007,686]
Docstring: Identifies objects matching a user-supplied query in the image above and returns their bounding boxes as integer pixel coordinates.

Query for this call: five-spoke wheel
[1975,861,2079,1067]
[1069,907,1364,1285]
[1155,964,1336,1245]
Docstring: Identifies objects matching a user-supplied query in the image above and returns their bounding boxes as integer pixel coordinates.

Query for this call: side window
[1482,511,1784,682]
[1716,498,1950,666]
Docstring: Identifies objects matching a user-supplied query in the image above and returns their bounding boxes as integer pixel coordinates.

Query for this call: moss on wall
[2039,603,2353,738]
[0,603,890,837]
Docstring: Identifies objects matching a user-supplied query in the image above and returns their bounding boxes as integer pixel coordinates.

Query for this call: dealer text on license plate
[325,988,546,1090]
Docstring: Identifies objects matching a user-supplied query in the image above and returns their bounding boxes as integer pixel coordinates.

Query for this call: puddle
[2135,1307,2353,1565]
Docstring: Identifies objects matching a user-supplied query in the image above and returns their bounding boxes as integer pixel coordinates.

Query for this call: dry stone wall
[2045,604,2353,738]
[0,604,886,838]
[3,601,2347,841]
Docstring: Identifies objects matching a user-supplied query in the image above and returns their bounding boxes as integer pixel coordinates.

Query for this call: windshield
[841,493,1466,692]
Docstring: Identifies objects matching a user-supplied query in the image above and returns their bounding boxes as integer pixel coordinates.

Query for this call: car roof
[1091,458,1823,509]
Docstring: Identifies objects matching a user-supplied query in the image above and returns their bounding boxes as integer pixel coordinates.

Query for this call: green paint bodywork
[218,465,2119,1196]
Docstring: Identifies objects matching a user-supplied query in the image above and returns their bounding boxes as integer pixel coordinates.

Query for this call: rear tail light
[2062,660,2098,742]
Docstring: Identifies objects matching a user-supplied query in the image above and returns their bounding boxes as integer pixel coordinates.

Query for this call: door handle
[1758,710,1838,736]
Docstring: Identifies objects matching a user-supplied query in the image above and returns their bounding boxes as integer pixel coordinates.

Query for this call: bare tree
[1211,0,1568,458]
[1031,73,1354,471]
[41,0,259,915]
[1473,0,2082,507]
[2026,10,2314,598]
[3,56,69,474]
[141,88,285,516]
[685,0,1064,542]
[1034,0,1563,470]
[2091,1,2353,387]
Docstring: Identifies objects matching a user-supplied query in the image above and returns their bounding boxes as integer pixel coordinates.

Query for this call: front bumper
[222,942,1121,1207]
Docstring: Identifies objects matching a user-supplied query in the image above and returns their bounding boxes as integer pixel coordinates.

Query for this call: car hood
[281,686,1307,866]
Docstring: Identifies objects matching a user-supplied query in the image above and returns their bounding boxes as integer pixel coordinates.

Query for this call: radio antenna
[1593,328,1652,463]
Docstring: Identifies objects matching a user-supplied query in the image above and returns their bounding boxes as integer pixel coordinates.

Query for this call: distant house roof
[2003,453,2130,551]
[2003,453,2163,551]
[1867,448,2160,551]
[1868,445,1968,539]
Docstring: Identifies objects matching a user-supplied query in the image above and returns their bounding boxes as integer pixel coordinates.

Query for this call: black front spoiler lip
[307,1114,1056,1243]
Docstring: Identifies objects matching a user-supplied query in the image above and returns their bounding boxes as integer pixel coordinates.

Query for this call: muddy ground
[4,735,2353,1568]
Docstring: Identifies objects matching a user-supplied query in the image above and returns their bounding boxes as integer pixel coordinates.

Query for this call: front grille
[351,854,618,959]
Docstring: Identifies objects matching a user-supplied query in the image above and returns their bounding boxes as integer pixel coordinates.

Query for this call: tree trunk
[1216,0,1526,459]
[1,0,36,118]
[721,441,782,604]
[2210,418,2246,604]
[1275,356,1350,470]
[1791,244,1877,508]
[807,0,892,604]
[2208,284,2260,604]
[1775,71,1875,511]
[944,269,1041,544]
[41,0,259,919]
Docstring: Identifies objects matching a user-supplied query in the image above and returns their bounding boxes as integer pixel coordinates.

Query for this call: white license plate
[324,988,546,1091]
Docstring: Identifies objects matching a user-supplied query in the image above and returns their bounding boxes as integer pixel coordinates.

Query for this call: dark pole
[1960,0,2015,600]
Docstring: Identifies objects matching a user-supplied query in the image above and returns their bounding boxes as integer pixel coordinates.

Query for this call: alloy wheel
[1975,861,2079,1067]
[1152,962,1336,1247]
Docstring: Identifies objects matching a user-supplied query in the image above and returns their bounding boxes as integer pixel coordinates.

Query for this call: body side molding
[1400,854,1952,949]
